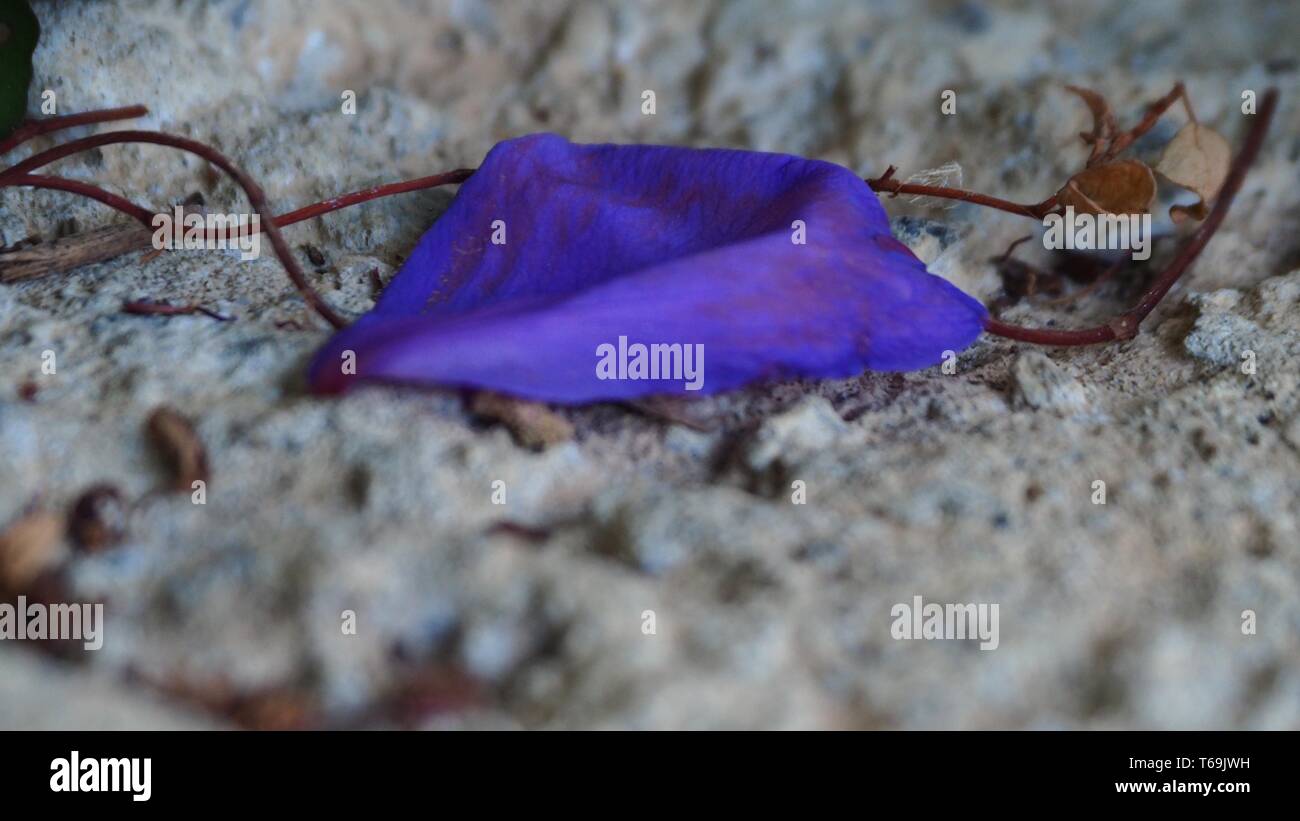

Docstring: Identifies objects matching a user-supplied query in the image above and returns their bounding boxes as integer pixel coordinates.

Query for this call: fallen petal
[309,134,986,403]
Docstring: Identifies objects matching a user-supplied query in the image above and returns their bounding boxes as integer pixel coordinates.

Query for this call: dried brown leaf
[0,509,65,590]
[146,406,210,491]
[1056,159,1157,216]
[1155,122,1231,221]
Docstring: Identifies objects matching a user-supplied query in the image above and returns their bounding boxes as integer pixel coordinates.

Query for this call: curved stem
[6,174,156,226]
[984,88,1278,347]
[4,169,478,240]
[0,106,150,156]
[0,129,348,329]
[2,167,476,290]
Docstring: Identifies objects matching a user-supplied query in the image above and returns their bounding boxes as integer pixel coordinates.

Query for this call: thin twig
[273,170,475,231]
[1102,82,1193,161]
[0,223,153,283]
[866,165,1058,219]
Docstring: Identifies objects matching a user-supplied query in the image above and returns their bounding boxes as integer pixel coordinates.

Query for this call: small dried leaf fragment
[1065,84,1116,156]
[470,391,574,449]
[1155,122,1231,221]
[1056,159,1156,216]
[146,406,210,491]
[0,509,65,590]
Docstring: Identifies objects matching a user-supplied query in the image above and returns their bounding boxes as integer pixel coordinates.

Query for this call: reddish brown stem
[0,106,150,156]
[7,173,156,225]
[866,166,1058,219]
[276,170,476,228]
[6,169,476,238]
[1101,82,1192,163]
[0,130,348,329]
[196,169,477,242]
[984,88,1277,346]
[0,173,475,292]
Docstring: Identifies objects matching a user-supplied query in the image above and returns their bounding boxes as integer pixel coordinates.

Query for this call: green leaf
[0,0,40,139]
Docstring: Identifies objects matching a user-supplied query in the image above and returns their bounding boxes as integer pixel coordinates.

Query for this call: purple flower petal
[308,134,986,402]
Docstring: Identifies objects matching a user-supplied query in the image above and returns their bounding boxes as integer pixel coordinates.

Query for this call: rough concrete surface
[0,0,1298,729]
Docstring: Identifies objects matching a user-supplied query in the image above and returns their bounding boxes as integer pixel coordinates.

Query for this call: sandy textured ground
[1,0,1298,729]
